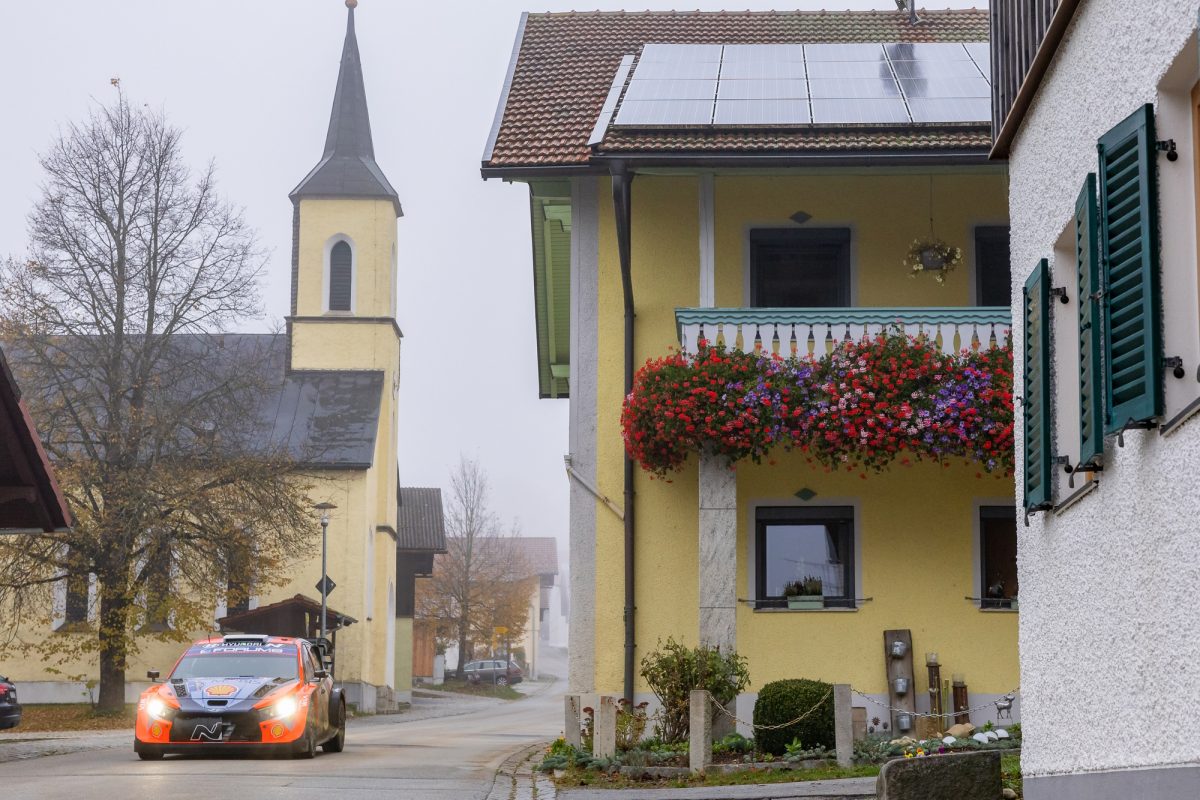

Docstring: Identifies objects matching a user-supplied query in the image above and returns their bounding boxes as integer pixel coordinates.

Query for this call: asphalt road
[0,679,560,800]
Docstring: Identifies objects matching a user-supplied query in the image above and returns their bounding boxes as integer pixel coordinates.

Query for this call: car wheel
[296,726,317,759]
[322,700,346,753]
[496,676,509,687]
[135,742,164,761]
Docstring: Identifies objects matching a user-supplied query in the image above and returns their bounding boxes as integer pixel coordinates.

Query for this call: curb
[487,739,555,800]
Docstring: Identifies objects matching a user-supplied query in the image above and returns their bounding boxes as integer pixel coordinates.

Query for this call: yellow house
[0,3,439,713]
[483,8,1020,731]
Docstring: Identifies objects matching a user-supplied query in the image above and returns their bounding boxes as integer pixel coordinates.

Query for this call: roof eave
[989,0,1083,160]
[482,13,530,165]
[592,148,994,169]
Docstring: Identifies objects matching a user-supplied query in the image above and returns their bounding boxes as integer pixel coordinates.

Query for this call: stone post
[689,689,713,773]
[834,683,853,768]
[564,694,582,749]
[593,695,618,759]
[698,452,737,652]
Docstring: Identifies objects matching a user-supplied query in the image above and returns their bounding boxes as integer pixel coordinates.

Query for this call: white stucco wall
[1009,0,1200,779]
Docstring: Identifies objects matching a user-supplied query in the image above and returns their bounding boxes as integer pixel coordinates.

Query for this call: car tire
[135,742,164,761]
[496,676,509,687]
[296,726,317,759]
[322,700,346,753]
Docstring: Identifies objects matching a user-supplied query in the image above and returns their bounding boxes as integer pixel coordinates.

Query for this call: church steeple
[291,0,401,216]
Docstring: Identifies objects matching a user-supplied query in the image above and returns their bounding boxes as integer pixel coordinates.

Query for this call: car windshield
[170,642,299,680]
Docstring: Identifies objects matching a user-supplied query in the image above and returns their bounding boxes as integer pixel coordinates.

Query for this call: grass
[1002,752,1022,798]
[435,678,524,701]
[0,703,136,733]
[553,762,880,790]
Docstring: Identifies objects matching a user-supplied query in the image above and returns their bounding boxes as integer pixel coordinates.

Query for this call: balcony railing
[675,307,1012,356]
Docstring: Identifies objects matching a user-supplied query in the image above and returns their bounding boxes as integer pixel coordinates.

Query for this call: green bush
[753,678,834,755]
[640,637,750,743]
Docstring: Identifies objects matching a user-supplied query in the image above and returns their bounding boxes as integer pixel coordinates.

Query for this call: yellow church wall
[587,170,1015,698]
[295,197,398,318]
[394,615,413,695]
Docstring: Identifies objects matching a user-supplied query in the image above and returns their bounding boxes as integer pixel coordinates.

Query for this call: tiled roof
[513,536,559,577]
[397,487,448,552]
[484,9,992,169]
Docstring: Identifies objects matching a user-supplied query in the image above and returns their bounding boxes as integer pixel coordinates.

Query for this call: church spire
[291,0,401,215]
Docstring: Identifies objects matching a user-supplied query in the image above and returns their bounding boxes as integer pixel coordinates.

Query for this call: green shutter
[1024,259,1053,512]
[1076,174,1104,469]
[1098,104,1163,434]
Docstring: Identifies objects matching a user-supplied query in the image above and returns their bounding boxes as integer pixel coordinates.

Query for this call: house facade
[0,4,434,713]
[993,1,1200,796]
[484,9,1021,730]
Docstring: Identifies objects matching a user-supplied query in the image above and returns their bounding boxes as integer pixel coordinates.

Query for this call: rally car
[134,634,345,760]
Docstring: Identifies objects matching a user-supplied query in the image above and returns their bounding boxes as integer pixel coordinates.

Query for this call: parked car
[462,659,523,686]
[134,634,345,760]
[0,676,21,730]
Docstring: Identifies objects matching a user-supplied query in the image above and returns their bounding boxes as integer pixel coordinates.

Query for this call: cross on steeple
[291,0,401,216]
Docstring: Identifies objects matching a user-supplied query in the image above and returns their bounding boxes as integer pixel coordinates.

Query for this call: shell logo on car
[204,684,238,697]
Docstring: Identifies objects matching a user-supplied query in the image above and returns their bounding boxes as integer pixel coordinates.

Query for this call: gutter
[610,161,637,705]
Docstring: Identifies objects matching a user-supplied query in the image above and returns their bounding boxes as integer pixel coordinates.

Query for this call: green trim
[1075,173,1104,469]
[1023,260,1053,513]
[1098,103,1163,434]
[676,306,1011,335]
[529,182,572,399]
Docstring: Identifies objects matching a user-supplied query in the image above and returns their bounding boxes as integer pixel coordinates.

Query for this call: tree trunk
[96,581,130,712]
[455,614,469,678]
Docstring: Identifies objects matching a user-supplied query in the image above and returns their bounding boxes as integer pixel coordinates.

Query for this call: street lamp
[313,502,337,640]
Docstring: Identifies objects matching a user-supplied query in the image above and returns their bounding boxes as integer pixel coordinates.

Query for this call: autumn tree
[415,457,533,676]
[0,93,316,711]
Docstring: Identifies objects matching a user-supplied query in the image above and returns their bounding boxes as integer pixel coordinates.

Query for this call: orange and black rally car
[134,634,345,760]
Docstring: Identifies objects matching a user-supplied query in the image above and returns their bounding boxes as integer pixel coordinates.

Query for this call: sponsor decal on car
[204,684,238,697]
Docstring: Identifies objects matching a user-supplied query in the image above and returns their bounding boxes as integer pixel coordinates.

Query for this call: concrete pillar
[698,452,737,652]
[834,683,853,768]
[689,689,713,773]
[564,694,582,749]
[593,695,618,759]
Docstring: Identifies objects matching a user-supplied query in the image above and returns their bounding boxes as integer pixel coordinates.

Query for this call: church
[0,1,443,712]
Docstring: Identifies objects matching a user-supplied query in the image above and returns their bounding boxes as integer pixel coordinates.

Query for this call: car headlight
[147,697,167,719]
[268,695,298,720]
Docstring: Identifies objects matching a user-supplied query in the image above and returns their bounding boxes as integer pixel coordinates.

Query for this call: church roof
[291,4,401,215]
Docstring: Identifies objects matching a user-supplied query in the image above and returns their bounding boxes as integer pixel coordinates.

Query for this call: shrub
[640,637,750,743]
[615,698,650,750]
[753,678,835,756]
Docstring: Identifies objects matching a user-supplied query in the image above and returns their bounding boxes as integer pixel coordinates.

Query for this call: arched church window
[329,241,353,311]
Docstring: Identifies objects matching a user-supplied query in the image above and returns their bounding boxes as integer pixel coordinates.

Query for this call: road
[0,678,561,800]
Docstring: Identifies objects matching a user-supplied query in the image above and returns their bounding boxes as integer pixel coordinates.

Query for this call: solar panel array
[612,42,991,127]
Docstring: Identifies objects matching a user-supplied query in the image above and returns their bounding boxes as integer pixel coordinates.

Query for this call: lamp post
[313,502,337,640]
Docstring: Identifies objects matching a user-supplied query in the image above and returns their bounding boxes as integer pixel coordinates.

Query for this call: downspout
[611,162,636,704]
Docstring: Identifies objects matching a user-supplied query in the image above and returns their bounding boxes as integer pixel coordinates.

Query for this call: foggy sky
[0,0,984,568]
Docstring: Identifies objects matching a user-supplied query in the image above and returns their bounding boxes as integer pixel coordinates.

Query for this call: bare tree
[415,456,532,677]
[0,93,316,711]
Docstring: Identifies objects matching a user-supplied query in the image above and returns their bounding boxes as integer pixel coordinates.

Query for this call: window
[63,573,88,628]
[328,240,353,311]
[755,506,854,608]
[144,544,172,631]
[979,506,1018,610]
[975,226,1011,306]
[749,228,851,307]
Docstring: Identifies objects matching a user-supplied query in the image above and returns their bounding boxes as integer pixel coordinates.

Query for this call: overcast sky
[0,0,984,565]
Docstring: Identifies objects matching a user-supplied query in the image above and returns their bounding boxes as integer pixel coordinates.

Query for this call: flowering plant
[904,238,963,285]
[621,329,1013,478]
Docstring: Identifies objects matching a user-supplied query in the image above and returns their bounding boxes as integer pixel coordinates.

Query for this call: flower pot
[893,677,909,695]
[786,595,824,610]
[1009,598,1019,611]
[919,248,946,270]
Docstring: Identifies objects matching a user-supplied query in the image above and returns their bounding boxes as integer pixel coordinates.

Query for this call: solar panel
[607,41,992,128]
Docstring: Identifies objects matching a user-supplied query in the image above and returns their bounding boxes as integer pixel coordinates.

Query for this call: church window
[329,240,353,311]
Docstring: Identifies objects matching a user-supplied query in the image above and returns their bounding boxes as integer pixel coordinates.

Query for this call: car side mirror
[314,669,329,680]
[147,670,160,681]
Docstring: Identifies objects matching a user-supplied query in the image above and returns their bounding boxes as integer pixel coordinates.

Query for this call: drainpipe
[611,162,636,705]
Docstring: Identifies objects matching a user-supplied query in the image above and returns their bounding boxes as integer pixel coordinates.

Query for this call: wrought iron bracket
[1064,458,1103,489]
[1116,417,1158,448]
[1049,287,1070,305]
[1157,139,1179,162]
[1163,356,1185,379]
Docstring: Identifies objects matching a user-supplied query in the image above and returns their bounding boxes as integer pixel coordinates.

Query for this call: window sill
[53,621,93,634]
[751,605,859,613]
[978,606,1019,613]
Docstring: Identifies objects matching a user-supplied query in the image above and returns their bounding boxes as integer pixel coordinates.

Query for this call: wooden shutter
[1023,259,1052,512]
[1075,174,1104,469]
[1098,104,1162,434]
[329,241,353,311]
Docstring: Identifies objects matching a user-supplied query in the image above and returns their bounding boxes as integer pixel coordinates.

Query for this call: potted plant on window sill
[784,576,824,610]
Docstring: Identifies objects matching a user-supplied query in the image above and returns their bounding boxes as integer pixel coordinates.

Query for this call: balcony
[675,307,1012,356]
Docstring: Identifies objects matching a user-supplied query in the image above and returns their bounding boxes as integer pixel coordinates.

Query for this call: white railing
[676,307,1012,356]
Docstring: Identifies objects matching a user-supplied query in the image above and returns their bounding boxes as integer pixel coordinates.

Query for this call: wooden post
[883,630,916,735]
[953,678,970,725]
[926,661,943,730]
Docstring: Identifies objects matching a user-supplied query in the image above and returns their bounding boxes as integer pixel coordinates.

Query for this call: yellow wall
[394,616,413,693]
[295,198,398,318]
[589,170,1015,697]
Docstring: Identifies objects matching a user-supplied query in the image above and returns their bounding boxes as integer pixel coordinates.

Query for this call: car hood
[176,676,293,703]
